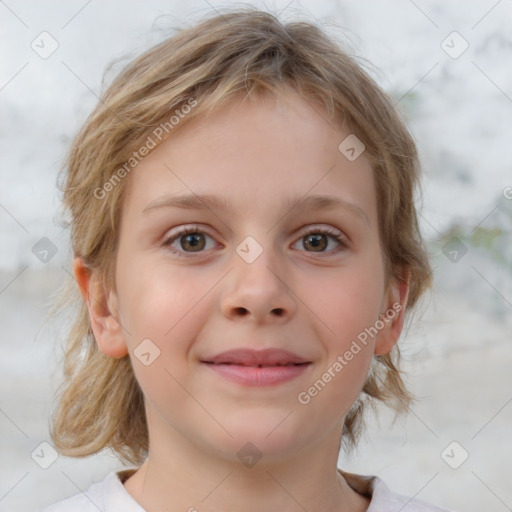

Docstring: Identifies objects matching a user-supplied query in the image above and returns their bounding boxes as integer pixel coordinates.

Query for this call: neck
[123,420,370,512]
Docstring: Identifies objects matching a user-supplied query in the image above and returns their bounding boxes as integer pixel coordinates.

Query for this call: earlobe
[374,270,411,355]
[73,256,129,358]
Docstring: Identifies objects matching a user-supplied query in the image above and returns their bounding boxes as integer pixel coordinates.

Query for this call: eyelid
[161,223,349,257]
[295,224,346,243]
[291,224,349,253]
[161,224,218,258]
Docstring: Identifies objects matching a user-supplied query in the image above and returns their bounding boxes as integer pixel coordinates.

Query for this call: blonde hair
[51,7,433,465]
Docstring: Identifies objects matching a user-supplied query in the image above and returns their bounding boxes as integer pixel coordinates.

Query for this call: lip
[202,348,309,366]
[201,348,311,386]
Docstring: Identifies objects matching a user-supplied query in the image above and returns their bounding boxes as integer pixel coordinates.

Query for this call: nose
[220,246,297,324]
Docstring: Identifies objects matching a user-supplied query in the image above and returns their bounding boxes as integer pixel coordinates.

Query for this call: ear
[73,256,128,358]
[374,269,411,355]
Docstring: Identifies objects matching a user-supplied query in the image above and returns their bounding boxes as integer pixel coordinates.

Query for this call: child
[38,7,455,512]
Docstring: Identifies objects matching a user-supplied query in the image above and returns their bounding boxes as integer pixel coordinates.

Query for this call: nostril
[272,308,284,316]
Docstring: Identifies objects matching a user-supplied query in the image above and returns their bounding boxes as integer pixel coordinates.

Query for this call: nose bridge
[221,232,296,321]
[234,232,284,293]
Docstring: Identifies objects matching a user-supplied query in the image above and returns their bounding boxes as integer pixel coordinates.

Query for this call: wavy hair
[50,7,433,465]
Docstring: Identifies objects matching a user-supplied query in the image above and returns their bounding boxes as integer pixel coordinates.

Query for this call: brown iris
[180,233,206,252]
[303,233,328,252]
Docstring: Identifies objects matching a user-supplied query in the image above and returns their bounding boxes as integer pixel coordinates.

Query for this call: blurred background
[1,1,511,511]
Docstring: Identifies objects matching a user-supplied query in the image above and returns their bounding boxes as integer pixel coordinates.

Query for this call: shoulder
[36,491,96,512]
[370,476,456,511]
[339,469,456,512]
[35,471,143,512]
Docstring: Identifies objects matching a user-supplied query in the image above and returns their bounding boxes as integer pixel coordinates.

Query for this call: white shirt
[36,468,456,511]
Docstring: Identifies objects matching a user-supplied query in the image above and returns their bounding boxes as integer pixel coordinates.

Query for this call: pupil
[306,234,326,251]
[183,233,204,251]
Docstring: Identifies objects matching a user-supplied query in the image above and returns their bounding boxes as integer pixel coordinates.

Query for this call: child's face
[87,90,407,464]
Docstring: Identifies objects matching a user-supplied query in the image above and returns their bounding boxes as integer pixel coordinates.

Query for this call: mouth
[202,362,309,367]
[200,348,312,386]
[201,348,310,366]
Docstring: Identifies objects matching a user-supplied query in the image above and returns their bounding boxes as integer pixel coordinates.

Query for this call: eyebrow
[142,193,370,226]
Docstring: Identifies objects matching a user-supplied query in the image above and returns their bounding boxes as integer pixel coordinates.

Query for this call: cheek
[118,262,212,365]
[117,266,212,407]
[120,261,187,332]
[298,257,383,401]
[301,283,377,417]
[305,261,384,341]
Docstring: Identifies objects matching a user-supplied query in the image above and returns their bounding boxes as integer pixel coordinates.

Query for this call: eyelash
[161,224,348,258]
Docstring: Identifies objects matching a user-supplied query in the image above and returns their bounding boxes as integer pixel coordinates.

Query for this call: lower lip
[202,363,310,386]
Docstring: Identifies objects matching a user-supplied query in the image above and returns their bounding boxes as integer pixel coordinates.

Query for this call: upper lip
[201,348,310,366]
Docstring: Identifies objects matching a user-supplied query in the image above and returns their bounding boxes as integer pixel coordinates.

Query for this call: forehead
[121,90,378,226]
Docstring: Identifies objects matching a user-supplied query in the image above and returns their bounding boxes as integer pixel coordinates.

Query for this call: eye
[162,224,348,258]
[291,225,348,254]
[162,225,217,257]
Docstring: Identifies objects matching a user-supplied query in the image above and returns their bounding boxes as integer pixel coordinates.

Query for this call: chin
[203,410,318,465]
